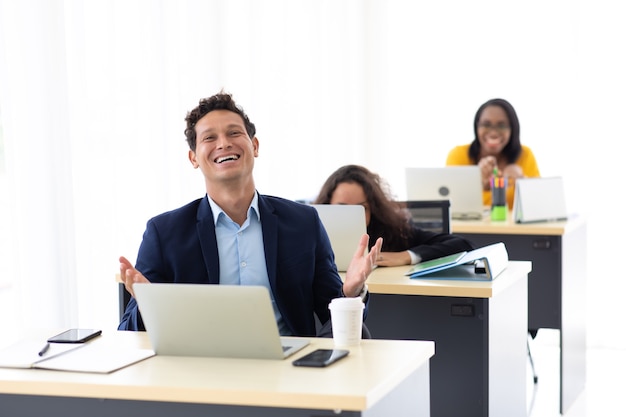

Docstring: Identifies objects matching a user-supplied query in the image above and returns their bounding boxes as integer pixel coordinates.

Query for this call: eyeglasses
[478,122,511,133]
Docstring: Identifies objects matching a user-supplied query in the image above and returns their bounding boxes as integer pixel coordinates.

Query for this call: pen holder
[490,176,507,221]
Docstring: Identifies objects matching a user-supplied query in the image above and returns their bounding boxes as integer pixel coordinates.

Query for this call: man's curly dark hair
[184,91,256,151]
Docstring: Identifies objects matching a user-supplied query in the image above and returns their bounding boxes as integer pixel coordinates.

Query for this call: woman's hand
[374,251,412,267]
[478,156,497,190]
[502,164,524,187]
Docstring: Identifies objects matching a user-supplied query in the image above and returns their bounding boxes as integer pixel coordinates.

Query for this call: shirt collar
[206,191,260,226]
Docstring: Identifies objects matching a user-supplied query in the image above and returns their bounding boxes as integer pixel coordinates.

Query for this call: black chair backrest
[399,200,451,234]
[119,283,132,322]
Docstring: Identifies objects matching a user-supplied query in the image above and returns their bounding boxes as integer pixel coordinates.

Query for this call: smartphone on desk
[292,349,349,367]
[47,328,102,343]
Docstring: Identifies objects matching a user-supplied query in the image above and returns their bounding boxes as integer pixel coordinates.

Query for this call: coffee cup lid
[329,297,364,310]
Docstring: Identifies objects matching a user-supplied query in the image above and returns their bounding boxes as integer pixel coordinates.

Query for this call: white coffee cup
[328,297,364,346]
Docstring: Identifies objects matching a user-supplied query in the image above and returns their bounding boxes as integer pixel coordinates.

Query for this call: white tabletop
[0,330,434,412]
[451,212,586,236]
[348,260,532,298]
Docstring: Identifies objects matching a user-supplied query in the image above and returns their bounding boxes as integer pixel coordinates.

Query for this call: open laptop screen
[310,204,367,271]
[405,166,484,220]
[133,283,309,359]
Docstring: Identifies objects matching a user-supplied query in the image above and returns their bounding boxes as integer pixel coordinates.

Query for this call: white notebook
[0,336,154,373]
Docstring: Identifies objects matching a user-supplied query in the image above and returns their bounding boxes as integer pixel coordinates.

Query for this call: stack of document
[405,242,509,281]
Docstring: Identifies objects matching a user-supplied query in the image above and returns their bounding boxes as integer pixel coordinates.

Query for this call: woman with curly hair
[314,165,474,267]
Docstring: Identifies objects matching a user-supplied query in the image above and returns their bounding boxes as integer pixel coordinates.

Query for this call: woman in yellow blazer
[446,98,540,208]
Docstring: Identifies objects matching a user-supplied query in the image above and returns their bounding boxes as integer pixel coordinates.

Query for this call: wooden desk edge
[451,212,586,236]
[364,261,531,298]
[0,334,434,412]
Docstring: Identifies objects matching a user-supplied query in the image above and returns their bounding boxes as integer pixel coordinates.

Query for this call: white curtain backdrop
[0,0,624,347]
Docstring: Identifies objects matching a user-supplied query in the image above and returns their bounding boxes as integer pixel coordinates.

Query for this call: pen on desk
[38,342,50,356]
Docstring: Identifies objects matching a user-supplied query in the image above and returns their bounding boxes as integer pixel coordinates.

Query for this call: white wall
[0,0,624,348]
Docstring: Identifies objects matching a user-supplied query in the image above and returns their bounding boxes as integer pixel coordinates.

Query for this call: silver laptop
[133,283,309,359]
[311,204,367,271]
[405,166,484,220]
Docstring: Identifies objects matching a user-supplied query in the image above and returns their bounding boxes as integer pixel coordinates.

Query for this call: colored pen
[38,342,50,356]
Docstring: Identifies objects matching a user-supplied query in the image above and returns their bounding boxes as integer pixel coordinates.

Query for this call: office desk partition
[357,261,530,417]
[452,215,587,414]
[0,331,434,417]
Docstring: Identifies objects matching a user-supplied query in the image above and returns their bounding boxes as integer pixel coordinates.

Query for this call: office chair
[119,282,132,321]
[399,200,451,234]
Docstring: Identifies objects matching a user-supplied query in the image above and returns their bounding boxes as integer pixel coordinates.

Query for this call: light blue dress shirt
[207,193,290,335]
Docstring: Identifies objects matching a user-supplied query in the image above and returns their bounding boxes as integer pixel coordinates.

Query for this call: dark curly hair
[184,91,256,151]
[313,164,411,251]
[469,98,521,164]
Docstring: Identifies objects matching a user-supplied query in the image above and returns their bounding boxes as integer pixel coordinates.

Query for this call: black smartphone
[47,328,102,343]
[292,349,349,367]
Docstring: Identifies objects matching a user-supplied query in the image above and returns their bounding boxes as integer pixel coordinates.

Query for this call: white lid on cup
[329,297,365,311]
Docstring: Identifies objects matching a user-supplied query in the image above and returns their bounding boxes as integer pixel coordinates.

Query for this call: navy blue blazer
[118,194,364,336]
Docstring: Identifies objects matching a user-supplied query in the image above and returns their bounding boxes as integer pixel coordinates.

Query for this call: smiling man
[118,91,382,336]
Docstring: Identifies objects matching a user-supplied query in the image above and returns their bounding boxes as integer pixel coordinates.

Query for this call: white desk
[452,214,587,414]
[0,331,434,417]
[354,260,531,417]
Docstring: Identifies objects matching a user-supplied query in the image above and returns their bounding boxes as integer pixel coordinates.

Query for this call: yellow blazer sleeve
[445,145,472,165]
[517,145,541,178]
